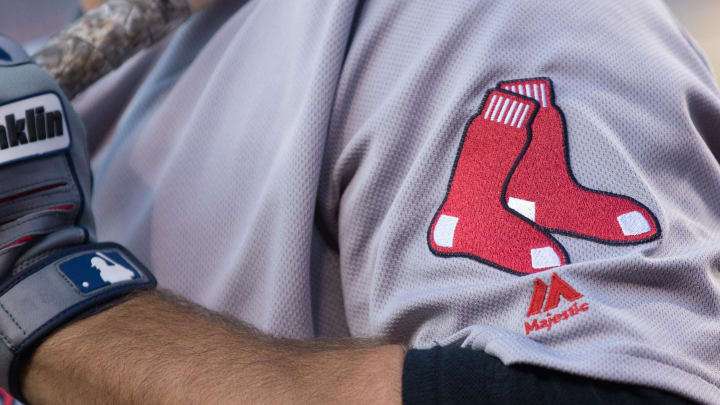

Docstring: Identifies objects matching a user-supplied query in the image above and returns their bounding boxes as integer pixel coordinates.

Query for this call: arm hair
[21,289,406,405]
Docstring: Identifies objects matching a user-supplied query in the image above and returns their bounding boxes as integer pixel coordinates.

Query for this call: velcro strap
[0,242,156,398]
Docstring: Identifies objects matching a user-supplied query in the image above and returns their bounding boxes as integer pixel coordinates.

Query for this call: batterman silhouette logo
[90,254,135,283]
[59,251,139,293]
[428,77,660,274]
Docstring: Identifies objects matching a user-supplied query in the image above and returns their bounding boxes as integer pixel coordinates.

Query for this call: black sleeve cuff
[402,346,698,405]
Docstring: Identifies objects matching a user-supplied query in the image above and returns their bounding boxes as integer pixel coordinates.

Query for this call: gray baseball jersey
[72,0,720,403]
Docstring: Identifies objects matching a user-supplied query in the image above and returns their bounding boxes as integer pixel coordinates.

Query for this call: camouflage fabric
[33,0,191,99]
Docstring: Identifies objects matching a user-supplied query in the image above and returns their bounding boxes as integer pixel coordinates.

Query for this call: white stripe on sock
[533,84,539,102]
[517,85,524,95]
[484,95,497,119]
[497,98,510,122]
[540,83,547,107]
[504,101,517,124]
[511,85,517,93]
[510,102,523,126]
[517,104,530,128]
[490,96,503,121]
[525,84,531,97]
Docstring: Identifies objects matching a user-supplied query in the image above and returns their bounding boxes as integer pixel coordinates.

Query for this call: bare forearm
[21,290,405,405]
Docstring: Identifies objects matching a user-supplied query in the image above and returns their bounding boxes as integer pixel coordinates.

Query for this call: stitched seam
[0,224,71,258]
[1,244,111,294]
[0,177,70,200]
[0,328,13,350]
[13,248,62,273]
[2,196,77,216]
[0,209,74,240]
[54,265,80,292]
[0,196,78,223]
[8,244,155,356]
[17,280,153,350]
[0,303,25,336]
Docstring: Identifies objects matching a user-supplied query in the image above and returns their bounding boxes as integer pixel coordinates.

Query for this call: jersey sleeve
[315,1,720,403]
[402,346,698,405]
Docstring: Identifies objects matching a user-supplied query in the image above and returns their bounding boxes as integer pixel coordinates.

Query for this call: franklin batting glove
[0,35,156,401]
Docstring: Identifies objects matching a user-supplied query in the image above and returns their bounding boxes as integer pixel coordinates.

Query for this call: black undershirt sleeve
[402,346,698,405]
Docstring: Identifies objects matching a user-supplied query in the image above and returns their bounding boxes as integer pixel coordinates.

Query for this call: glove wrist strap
[0,242,156,400]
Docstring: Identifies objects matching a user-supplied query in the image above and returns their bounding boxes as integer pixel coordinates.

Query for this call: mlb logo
[59,251,140,294]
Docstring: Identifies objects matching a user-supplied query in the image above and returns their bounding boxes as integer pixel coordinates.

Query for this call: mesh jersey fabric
[73,0,720,403]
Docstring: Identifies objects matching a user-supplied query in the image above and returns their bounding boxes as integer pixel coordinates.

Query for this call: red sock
[429,89,569,274]
[498,78,660,243]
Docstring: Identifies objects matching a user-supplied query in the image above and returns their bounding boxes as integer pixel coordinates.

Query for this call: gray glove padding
[0,35,94,275]
[0,35,156,400]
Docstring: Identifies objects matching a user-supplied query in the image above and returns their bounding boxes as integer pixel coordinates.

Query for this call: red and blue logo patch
[429,77,660,275]
[59,251,140,293]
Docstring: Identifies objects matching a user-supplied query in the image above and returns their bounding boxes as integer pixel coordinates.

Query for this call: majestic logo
[524,273,588,335]
[0,92,70,166]
[59,251,139,294]
[428,77,660,274]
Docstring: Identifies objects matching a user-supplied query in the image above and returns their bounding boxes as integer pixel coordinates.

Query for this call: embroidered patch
[524,273,588,335]
[58,250,140,293]
[427,88,568,274]
[498,78,660,244]
[428,77,660,275]
[0,92,71,167]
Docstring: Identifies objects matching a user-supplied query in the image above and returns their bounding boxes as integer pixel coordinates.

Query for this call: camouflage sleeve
[33,0,192,99]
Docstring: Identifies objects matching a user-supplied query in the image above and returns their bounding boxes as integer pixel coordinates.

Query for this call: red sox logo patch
[428,77,660,274]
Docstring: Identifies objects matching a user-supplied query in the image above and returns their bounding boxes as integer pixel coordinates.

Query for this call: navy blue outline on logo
[58,251,140,294]
[426,88,570,276]
[495,77,662,246]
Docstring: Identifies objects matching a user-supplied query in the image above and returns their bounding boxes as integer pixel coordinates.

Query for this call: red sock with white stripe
[429,89,568,274]
[498,78,659,243]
